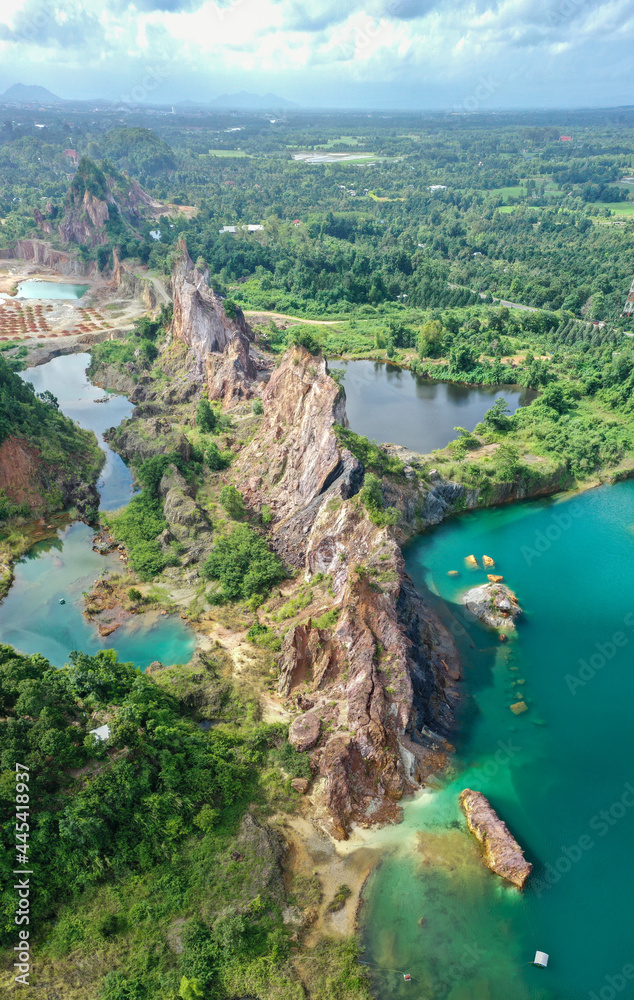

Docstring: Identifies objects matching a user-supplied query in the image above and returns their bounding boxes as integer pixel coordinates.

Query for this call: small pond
[17,280,89,300]
[332,358,535,453]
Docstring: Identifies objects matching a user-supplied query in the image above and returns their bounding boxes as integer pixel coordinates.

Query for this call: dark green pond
[361,481,634,999]
[334,359,535,453]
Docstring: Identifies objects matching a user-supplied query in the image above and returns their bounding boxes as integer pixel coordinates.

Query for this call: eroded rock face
[459,788,532,888]
[462,582,522,629]
[232,347,461,839]
[171,240,257,401]
[158,465,213,568]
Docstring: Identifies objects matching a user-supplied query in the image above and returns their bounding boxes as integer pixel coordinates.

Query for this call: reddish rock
[291,778,310,794]
[459,788,532,889]
[289,713,321,752]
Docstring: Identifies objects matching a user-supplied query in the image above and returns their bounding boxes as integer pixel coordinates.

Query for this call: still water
[334,359,535,453]
[17,280,88,299]
[0,353,196,669]
[360,481,634,999]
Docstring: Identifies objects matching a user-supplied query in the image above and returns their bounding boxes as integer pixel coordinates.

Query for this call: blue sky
[0,0,633,108]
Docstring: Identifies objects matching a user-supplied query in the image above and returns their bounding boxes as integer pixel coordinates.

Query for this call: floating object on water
[533,951,549,968]
[403,974,412,981]
[58,598,65,605]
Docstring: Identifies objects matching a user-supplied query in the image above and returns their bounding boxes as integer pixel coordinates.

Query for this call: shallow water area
[0,521,196,669]
[16,280,89,300]
[333,358,535,453]
[0,352,196,669]
[360,480,634,999]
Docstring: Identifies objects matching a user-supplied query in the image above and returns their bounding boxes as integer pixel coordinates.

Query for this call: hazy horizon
[0,0,633,112]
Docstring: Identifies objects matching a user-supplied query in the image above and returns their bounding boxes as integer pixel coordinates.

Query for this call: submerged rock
[462,582,522,629]
[459,788,532,889]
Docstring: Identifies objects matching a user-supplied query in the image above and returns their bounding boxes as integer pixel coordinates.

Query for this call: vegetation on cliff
[0,355,102,524]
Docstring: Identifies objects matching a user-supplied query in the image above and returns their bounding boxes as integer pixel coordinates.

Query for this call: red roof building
[559,136,572,142]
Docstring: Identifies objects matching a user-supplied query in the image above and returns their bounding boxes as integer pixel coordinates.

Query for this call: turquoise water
[22,353,135,511]
[335,359,535,453]
[361,482,634,1000]
[17,280,88,299]
[0,522,195,669]
[0,353,196,670]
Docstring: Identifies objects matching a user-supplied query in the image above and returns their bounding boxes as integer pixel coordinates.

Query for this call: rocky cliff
[170,240,258,401]
[235,347,461,838]
[0,239,95,276]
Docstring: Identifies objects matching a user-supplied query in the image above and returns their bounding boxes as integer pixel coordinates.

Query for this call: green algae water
[360,482,634,1000]
[0,353,196,669]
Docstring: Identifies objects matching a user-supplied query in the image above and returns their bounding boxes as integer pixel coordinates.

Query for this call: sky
[0,0,633,109]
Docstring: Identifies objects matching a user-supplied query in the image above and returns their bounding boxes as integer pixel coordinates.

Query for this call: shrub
[202,524,285,601]
[252,398,264,415]
[359,472,400,527]
[196,399,217,433]
[206,442,231,471]
[219,484,245,519]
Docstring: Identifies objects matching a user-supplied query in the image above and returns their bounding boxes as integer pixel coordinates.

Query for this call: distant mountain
[0,83,63,104]
[211,91,298,110]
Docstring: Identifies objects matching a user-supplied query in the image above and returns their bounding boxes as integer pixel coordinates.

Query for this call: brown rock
[487,574,504,583]
[465,554,478,567]
[459,788,532,889]
[98,622,120,637]
[291,778,310,794]
[447,570,460,577]
[482,555,495,567]
[510,700,528,715]
[288,713,321,752]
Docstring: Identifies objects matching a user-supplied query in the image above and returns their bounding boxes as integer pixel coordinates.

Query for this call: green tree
[197,399,217,433]
[202,524,285,600]
[219,484,245,518]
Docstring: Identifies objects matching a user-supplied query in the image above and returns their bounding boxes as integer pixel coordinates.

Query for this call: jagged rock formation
[459,788,532,888]
[170,240,259,402]
[462,582,522,629]
[234,346,461,838]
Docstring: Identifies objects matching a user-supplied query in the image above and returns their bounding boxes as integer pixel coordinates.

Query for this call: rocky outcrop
[462,582,522,629]
[234,346,460,839]
[104,419,193,466]
[170,240,257,401]
[158,465,213,568]
[111,249,169,311]
[0,239,94,276]
[459,788,532,888]
[0,434,100,522]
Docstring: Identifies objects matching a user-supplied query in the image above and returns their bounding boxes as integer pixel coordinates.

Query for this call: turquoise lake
[360,481,634,1000]
[0,353,196,670]
[17,280,88,299]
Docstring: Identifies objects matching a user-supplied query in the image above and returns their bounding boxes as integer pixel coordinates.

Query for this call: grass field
[604,202,634,216]
[208,149,248,157]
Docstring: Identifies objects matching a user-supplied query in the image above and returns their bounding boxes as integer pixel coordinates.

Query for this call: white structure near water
[533,951,549,968]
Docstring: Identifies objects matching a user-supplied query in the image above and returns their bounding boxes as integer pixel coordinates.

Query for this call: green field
[208,149,248,157]
[604,202,634,216]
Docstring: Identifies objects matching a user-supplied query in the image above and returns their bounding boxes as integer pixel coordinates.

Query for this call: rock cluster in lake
[459,788,532,889]
[462,582,522,629]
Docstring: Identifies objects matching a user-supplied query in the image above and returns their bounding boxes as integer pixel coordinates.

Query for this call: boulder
[459,788,532,889]
[482,555,495,567]
[462,582,522,629]
[288,713,321,752]
[510,700,528,715]
[487,574,504,583]
[465,554,478,567]
[291,778,310,794]
[447,570,460,577]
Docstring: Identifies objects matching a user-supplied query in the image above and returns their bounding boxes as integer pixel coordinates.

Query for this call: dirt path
[243,310,341,327]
